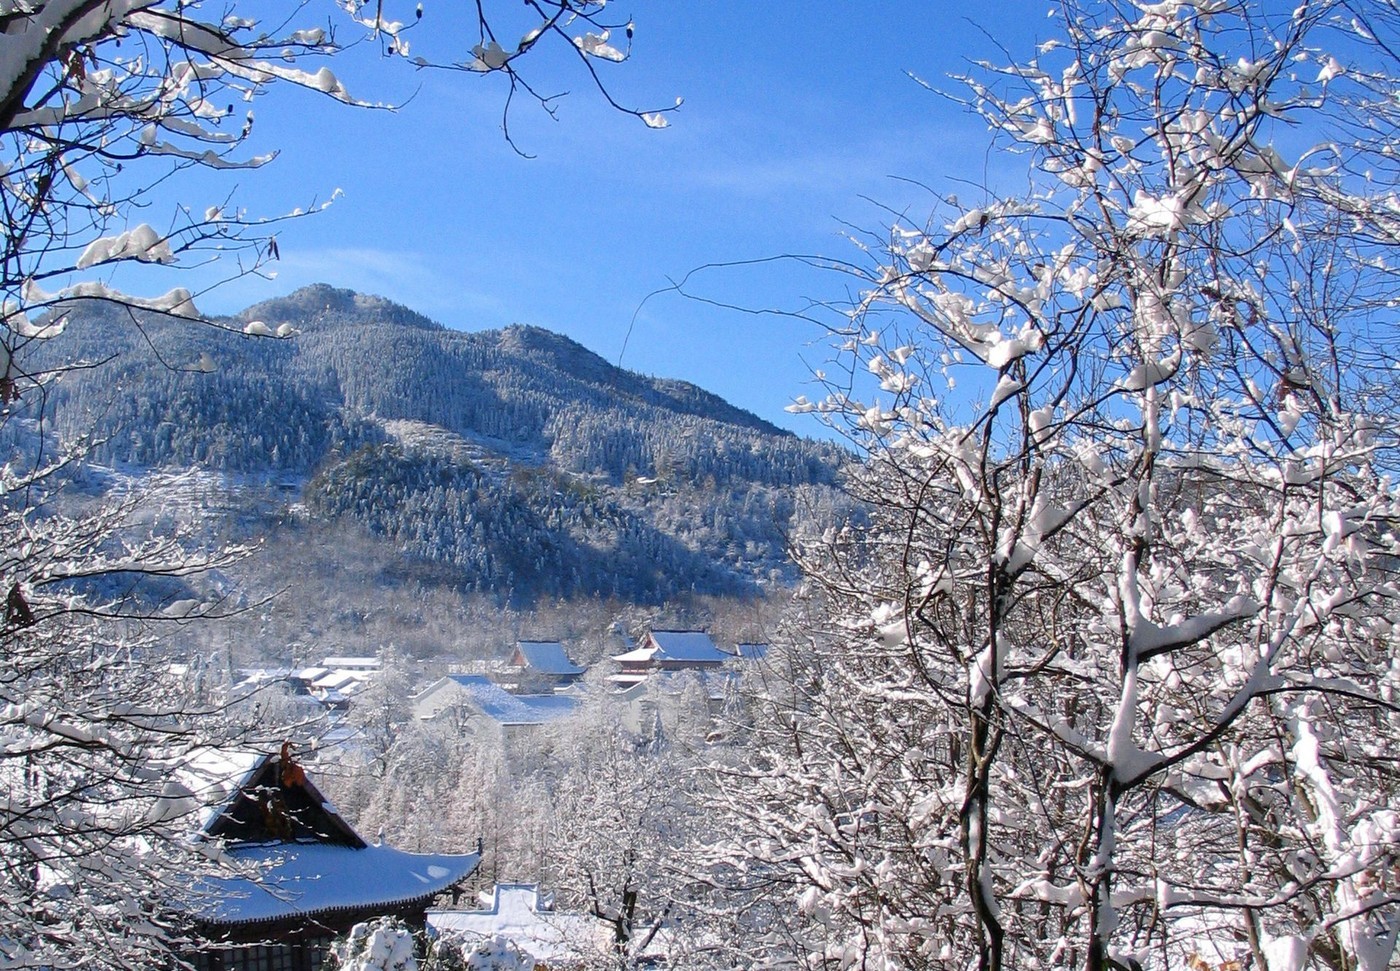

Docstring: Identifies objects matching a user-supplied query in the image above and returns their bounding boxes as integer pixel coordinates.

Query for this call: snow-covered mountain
[40,285,849,606]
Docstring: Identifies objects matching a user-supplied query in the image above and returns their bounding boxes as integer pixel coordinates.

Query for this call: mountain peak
[240,284,443,332]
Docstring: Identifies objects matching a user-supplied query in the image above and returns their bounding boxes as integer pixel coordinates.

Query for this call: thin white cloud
[276,247,511,322]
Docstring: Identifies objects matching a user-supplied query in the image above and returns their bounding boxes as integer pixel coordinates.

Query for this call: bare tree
[719,2,1400,969]
[1,1,672,345]
[0,3,666,968]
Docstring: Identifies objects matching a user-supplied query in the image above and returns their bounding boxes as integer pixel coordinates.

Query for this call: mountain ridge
[34,285,849,606]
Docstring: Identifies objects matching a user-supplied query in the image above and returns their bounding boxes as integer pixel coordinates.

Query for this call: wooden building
[610,629,730,687]
[183,746,479,971]
[500,640,586,691]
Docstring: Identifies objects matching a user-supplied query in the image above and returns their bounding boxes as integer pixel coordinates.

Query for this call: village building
[183,746,478,971]
[319,656,381,672]
[411,673,578,743]
[609,629,730,688]
[287,656,382,710]
[497,639,586,693]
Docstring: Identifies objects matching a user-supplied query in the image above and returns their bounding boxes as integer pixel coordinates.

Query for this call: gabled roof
[514,640,585,677]
[448,675,578,726]
[197,749,363,847]
[615,630,729,665]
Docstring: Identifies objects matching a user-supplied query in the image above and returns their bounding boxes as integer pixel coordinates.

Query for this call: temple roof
[182,747,479,928]
[195,842,480,926]
[514,641,585,676]
[614,630,729,665]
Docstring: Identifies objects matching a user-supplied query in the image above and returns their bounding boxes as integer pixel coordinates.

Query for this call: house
[610,630,729,687]
[287,657,381,710]
[183,746,479,971]
[411,674,578,742]
[289,666,329,694]
[430,883,596,968]
[320,656,381,672]
[499,640,586,692]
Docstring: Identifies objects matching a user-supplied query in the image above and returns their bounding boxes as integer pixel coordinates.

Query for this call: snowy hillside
[36,285,850,604]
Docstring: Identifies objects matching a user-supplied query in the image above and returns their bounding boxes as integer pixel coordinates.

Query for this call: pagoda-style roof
[185,746,479,935]
[198,842,479,928]
[199,747,363,847]
[613,630,729,667]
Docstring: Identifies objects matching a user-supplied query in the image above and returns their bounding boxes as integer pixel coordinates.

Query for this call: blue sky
[185,1,1055,436]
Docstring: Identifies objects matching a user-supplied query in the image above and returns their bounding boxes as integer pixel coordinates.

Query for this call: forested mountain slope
[38,285,848,603]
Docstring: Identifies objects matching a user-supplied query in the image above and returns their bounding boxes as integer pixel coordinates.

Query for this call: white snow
[432,885,595,965]
[75,224,175,269]
[193,843,479,924]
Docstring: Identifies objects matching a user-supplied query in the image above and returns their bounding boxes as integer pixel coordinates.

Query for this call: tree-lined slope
[41,286,846,603]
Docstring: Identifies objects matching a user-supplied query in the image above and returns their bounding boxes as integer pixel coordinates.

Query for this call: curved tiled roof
[194,842,480,926]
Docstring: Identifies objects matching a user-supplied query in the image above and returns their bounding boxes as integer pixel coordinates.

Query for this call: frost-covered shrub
[330,922,536,971]
[453,935,535,971]
[330,919,419,971]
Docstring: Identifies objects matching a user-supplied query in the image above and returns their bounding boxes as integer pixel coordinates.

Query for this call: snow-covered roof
[615,630,729,665]
[294,666,329,682]
[321,656,381,670]
[514,641,585,677]
[170,748,266,836]
[448,675,578,726]
[195,842,479,926]
[649,629,726,661]
[180,749,479,927]
[612,646,656,664]
[313,670,360,691]
[430,884,596,964]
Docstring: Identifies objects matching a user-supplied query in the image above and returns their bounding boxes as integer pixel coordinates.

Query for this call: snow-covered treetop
[762,3,1400,970]
[0,1,674,376]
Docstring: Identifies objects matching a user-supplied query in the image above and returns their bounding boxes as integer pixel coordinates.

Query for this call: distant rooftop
[614,630,729,665]
[448,675,578,726]
[514,640,585,677]
[321,656,381,669]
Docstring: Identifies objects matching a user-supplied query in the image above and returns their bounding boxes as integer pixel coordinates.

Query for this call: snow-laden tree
[720,2,1400,970]
[547,742,677,968]
[1,0,669,345]
[0,4,665,969]
[527,690,732,971]
[0,438,287,968]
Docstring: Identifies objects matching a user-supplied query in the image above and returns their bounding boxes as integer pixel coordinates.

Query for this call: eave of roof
[190,843,480,927]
